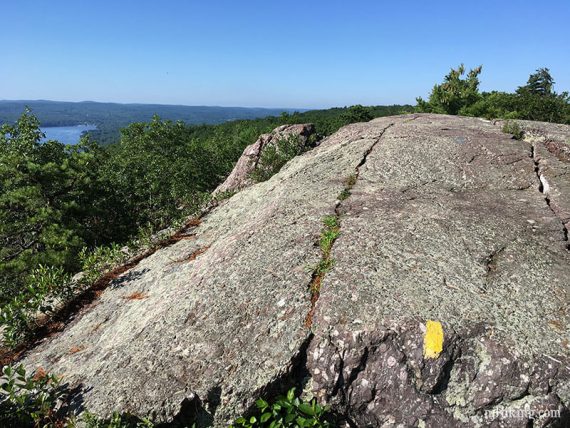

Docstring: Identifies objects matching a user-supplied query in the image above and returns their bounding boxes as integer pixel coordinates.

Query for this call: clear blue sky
[2,0,569,109]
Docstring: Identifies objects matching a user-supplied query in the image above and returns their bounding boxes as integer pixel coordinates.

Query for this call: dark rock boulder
[19,114,570,427]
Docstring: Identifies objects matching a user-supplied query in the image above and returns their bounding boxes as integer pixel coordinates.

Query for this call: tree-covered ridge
[0,101,305,146]
[417,66,570,124]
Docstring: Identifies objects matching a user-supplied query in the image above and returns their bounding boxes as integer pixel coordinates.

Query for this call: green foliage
[250,135,306,183]
[0,265,71,346]
[416,64,483,115]
[0,110,105,303]
[79,244,128,284]
[0,243,129,346]
[231,388,332,428]
[518,68,554,96]
[511,69,570,123]
[82,411,154,428]
[459,91,520,119]
[101,117,215,232]
[0,364,67,427]
[339,105,373,123]
[502,121,524,140]
[420,66,570,124]
[337,189,350,201]
[320,216,340,256]
[0,364,156,428]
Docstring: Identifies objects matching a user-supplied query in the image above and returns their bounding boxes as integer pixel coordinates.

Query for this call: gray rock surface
[19,114,570,427]
[213,123,316,195]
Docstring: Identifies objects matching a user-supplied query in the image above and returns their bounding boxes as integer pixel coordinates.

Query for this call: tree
[0,110,106,300]
[513,68,570,123]
[517,68,555,97]
[340,105,374,124]
[416,64,483,115]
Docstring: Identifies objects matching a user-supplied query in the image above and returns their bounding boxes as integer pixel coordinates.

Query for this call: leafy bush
[0,265,71,346]
[502,121,524,140]
[250,135,306,183]
[416,64,483,115]
[0,364,67,427]
[231,388,332,428]
[82,411,154,428]
[339,105,373,124]
[0,242,131,346]
[79,244,128,285]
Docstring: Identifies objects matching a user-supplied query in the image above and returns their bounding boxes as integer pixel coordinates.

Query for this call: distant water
[40,124,97,145]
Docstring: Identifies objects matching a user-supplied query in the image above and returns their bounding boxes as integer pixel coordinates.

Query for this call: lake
[41,124,97,145]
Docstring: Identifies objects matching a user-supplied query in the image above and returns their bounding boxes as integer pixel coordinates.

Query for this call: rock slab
[20,114,570,427]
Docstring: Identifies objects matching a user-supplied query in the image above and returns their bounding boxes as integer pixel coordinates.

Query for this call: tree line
[417,65,570,123]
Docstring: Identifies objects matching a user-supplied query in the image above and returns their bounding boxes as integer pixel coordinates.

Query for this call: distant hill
[0,100,302,145]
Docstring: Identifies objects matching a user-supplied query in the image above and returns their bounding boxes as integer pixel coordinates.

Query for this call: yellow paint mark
[423,320,444,359]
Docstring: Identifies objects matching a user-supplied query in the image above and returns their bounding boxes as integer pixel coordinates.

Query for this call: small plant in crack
[319,215,340,256]
[502,120,524,140]
[346,174,357,187]
[305,215,342,328]
[338,188,351,201]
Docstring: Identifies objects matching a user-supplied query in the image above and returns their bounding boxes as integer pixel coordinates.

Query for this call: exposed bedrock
[19,114,570,427]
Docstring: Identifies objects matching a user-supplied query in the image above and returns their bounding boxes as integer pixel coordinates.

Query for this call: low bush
[0,364,67,427]
[0,265,71,346]
[231,388,332,428]
[250,135,306,183]
[502,121,524,140]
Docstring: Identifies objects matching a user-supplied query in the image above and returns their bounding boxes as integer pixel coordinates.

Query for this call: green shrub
[82,411,154,428]
[502,121,524,140]
[0,265,70,346]
[0,243,129,347]
[0,364,67,427]
[79,244,128,285]
[337,189,350,201]
[250,135,305,183]
[416,64,483,115]
[231,388,332,428]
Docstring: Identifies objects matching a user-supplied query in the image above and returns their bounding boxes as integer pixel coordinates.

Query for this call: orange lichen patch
[187,246,209,261]
[32,367,48,381]
[69,346,85,355]
[186,217,202,227]
[123,291,148,300]
[304,276,323,328]
[423,320,444,359]
[548,319,564,332]
[172,246,211,264]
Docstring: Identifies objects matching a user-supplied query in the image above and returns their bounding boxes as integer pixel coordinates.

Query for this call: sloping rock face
[20,114,570,427]
[213,123,316,195]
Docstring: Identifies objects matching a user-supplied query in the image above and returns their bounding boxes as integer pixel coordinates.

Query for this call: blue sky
[1,0,569,108]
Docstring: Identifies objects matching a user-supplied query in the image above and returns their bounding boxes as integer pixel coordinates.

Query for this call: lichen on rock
[17,114,570,427]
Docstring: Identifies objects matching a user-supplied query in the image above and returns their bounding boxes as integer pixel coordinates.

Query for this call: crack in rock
[531,142,570,251]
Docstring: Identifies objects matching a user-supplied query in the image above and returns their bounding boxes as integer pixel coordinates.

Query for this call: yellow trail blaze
[423,320,444,359]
